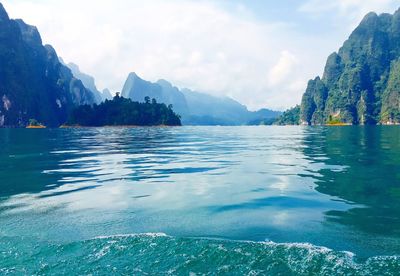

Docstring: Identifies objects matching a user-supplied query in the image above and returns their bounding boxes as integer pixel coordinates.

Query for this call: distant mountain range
[293,8,400,125]
[65,62,113,103]
[0,2,279,127]
[121,72,281,125]
[5,1,400,127]
[0,3,97,127]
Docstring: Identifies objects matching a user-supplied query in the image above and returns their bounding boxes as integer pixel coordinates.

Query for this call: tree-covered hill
[299,8,400,125]
[67,95,181,127]
[274,105,300,125]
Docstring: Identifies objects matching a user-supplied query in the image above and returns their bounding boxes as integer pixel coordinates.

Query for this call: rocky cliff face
[0,3,96,127]
[66,62,103,104]
[300,9,400,125]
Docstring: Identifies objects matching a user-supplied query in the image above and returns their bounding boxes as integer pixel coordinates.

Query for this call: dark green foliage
[275,105,300,125]
[300,77,327,125]
[300,8,400,125]
[247,117,276,126]
[67,96,182,126]
[381,59,400,123]
[28,119,40,126]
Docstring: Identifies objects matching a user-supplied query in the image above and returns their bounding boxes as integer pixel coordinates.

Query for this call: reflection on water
[0,126,399,258]
[302,127,400,236]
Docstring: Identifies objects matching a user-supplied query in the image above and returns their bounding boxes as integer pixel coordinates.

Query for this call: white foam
[93,233,168,240]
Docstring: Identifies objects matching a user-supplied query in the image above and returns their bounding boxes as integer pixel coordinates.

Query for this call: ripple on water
[0,234,399,275]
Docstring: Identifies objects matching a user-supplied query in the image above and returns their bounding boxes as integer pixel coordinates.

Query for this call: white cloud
[2,0,314,110]
[1,0,399,111]
[300,0,398,25]
[267,51,299,87]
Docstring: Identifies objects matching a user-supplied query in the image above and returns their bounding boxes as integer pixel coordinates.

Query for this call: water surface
[0,126,399,274]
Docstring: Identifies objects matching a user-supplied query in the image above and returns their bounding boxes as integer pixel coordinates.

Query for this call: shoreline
[60,124,181,128]
[0,124,399,129]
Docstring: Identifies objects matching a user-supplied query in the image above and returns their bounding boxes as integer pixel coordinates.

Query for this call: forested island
[66,95,181,127]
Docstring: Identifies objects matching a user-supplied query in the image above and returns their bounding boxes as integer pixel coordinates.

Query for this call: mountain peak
[0,5,96,127]
[0,3,10,22]
[121,72,148,98]
[67,62,80,71]
[128,72,141,80]
[299,8,400,125]
[15,19,42,45]
[44,44,57,57]
[157,79,173,88]
[102,89,113,100]
[359,11,378,25]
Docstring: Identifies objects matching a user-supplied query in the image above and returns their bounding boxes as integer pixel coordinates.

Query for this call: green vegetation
[67,95,181,127]
[26,118,46,128]
[327,115,342,125]
[299,10,400,125]
[28,119,40,126]
[274,105,300,125]
[326,116,350,126]
[247,118,276,125]
[381,59,400,124]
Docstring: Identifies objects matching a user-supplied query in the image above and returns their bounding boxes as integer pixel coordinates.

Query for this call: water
[0,126,399,275]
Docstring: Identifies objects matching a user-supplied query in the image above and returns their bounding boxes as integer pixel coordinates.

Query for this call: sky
[2,0,400,111]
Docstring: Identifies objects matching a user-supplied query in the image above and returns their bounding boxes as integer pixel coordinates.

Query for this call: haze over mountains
[121,72,281,125]
[2,0,399,127]
[65,66,281,126]
[65,62,113,103]
[0,2,280,127]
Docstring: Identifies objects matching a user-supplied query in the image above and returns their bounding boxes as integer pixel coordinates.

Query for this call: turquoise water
[0,126,399,275]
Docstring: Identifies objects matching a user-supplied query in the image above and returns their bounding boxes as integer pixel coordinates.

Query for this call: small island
[26,119,46,129]
[66,94,181,127]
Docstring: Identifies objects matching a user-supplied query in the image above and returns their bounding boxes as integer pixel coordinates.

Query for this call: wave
[94,232,169,239]
[1,233,399,275]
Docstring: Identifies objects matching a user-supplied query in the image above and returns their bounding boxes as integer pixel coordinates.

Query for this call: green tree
[67,96,182,127]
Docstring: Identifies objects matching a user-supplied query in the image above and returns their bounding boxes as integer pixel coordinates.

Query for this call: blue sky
[2,0,400,110]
